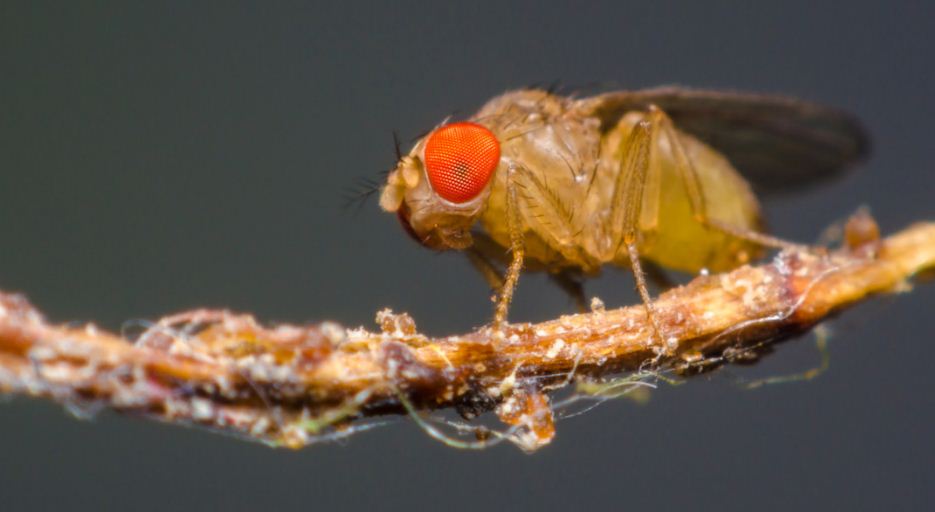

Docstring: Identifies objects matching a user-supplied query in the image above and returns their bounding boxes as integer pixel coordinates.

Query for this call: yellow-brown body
[379,87,865,329]
[475,90,761,274]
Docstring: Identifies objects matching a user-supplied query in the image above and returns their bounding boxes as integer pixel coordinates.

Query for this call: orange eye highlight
[423,122,501,203]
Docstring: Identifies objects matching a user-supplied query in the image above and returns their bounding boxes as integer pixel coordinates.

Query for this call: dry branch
[0,212,933,451]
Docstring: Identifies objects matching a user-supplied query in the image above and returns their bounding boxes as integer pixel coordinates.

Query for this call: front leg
[491,157,601,329]
[466,232,588,312]
[492,164,525,333]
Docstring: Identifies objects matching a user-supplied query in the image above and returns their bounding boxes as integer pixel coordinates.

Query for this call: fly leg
[492,158,592,331]
[606,118,668,351]
[608,106,806,353]
[467,234,589,313]
[652,105,805,252]
[492,164,526,333]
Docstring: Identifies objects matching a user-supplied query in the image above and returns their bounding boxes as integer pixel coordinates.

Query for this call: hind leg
[652,106,804,252]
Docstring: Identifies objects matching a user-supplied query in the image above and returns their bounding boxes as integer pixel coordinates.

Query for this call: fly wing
[576,87,870,194]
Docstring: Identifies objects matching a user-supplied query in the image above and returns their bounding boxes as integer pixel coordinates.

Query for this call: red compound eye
[423,122,501,203]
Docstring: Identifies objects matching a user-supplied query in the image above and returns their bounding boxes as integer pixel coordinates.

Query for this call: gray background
[1,1,933,510]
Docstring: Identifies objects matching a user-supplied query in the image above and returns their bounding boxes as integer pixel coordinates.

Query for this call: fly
[379,87,869,346]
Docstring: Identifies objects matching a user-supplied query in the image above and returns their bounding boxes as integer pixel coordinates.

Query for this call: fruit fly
[379,87,868,344]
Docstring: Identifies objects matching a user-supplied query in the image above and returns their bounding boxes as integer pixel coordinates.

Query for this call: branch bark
[1,212,933,451]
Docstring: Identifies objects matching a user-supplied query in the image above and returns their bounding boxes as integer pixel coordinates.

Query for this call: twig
[0,212,933,451]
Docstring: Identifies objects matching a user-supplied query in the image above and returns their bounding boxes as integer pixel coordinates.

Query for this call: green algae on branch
[0,213,933,452]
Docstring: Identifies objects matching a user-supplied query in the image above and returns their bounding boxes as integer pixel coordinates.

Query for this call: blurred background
[1,1,933,510]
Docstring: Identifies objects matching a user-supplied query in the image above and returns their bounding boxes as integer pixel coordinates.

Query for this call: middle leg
[605,117,667,350]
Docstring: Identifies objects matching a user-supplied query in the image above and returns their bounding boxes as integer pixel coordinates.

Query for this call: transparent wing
[576,87,870,194]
